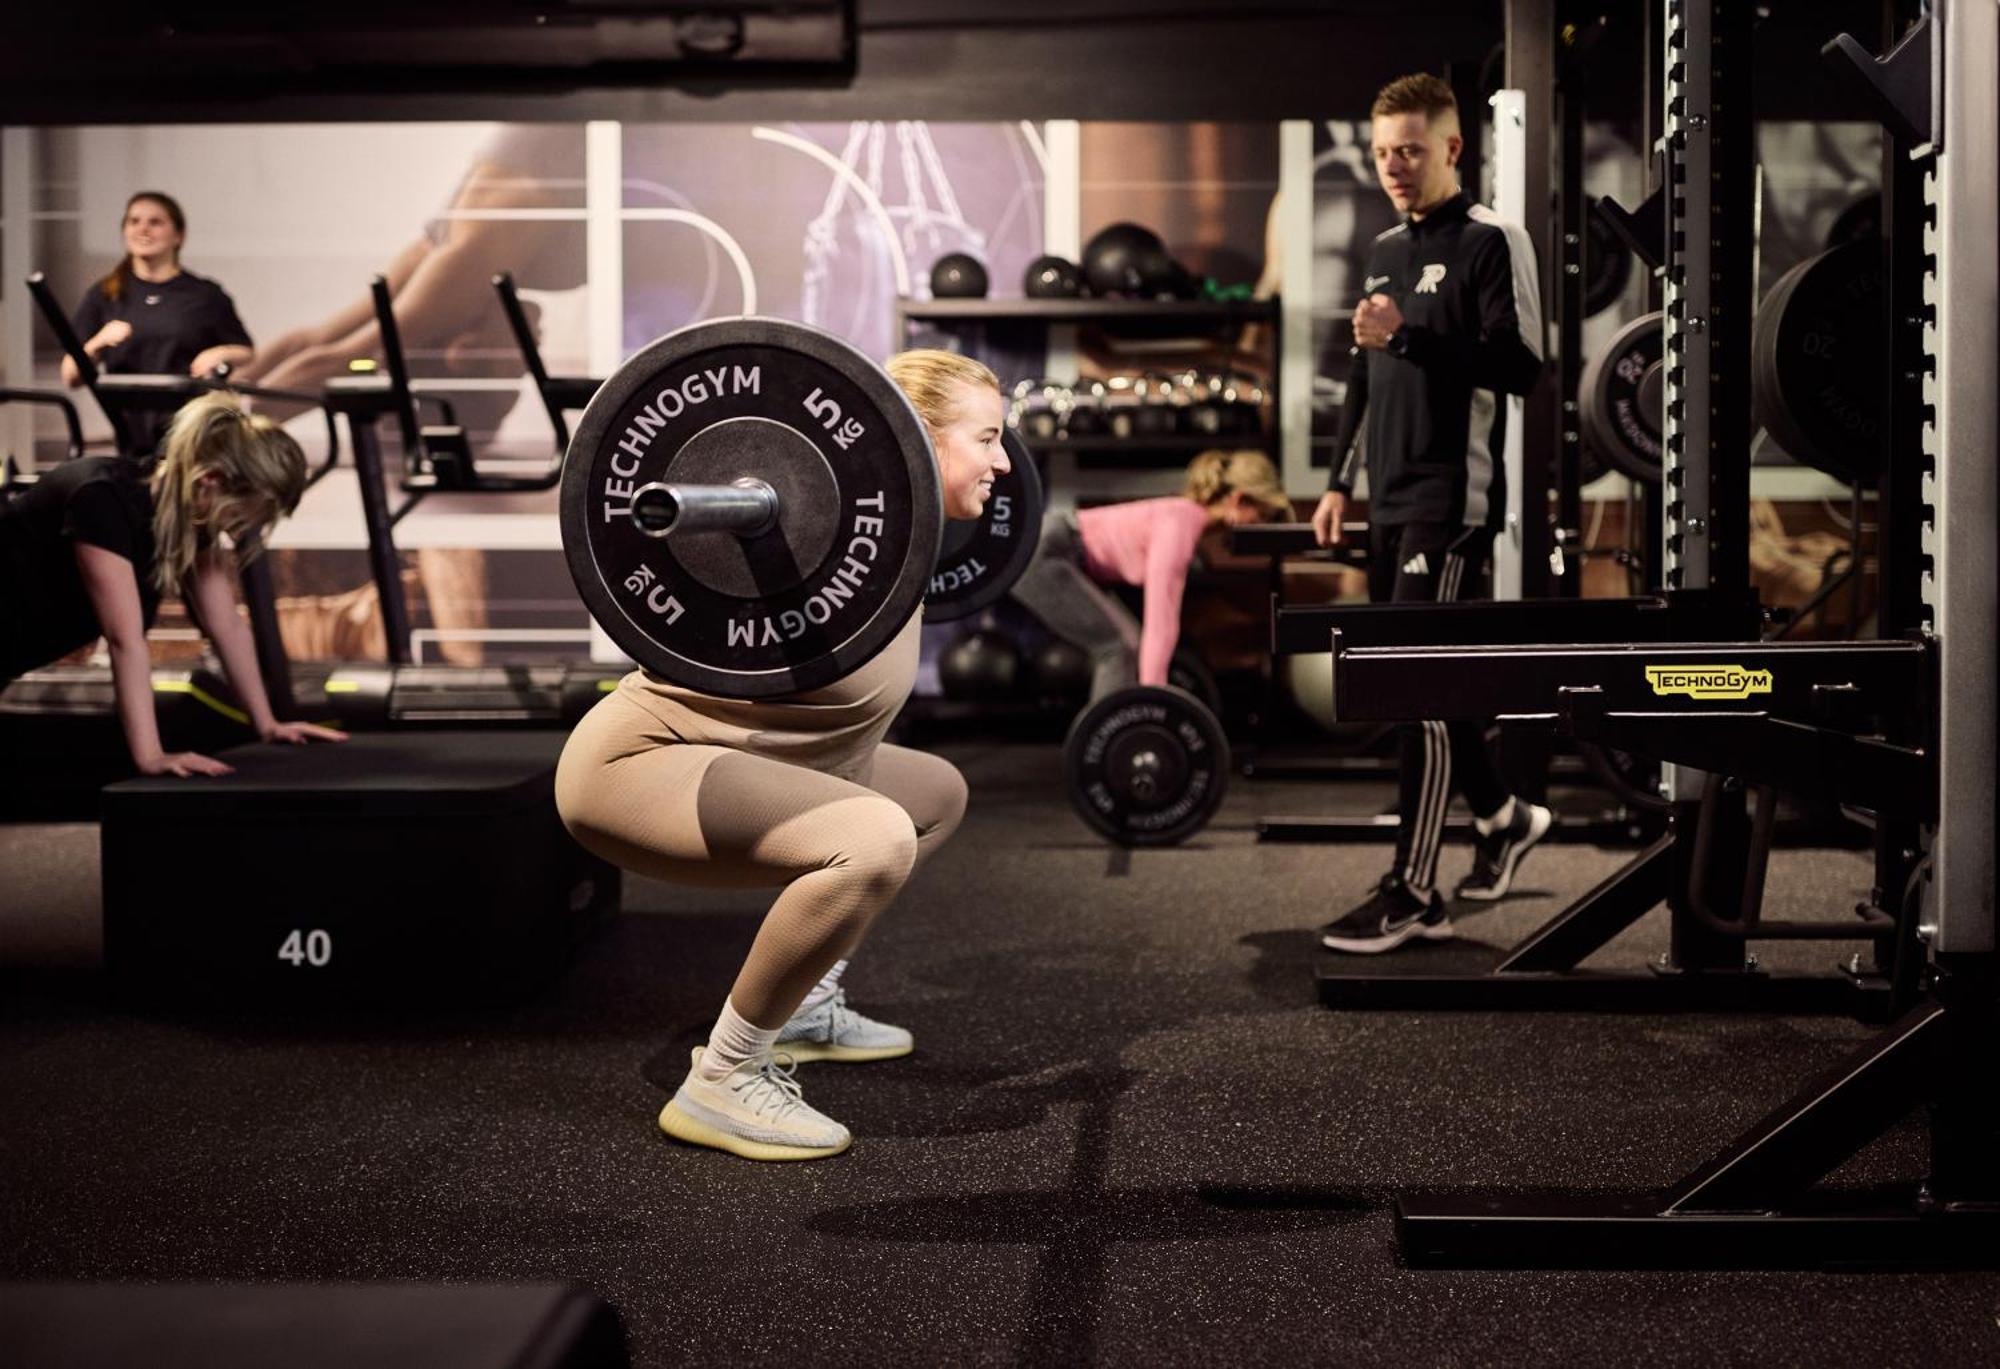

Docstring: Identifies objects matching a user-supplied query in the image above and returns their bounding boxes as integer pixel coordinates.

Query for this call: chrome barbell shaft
[629,478,779,539]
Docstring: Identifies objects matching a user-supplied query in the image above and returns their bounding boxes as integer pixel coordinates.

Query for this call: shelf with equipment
[896,298,1278,326]
[894,295,1283,470]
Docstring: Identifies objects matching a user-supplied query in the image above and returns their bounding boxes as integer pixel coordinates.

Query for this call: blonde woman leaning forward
[0,392,348,774]
[555,349,1012,1162]
[1009,447,1292,702]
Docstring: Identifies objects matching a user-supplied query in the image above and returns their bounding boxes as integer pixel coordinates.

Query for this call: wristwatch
[1386,327,1411,359]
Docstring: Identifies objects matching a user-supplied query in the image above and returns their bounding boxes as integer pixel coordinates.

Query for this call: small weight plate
[926,430,1047,623]
[1063,684,1229,847]
[561,317,942,698]
[1578,310,1665,483]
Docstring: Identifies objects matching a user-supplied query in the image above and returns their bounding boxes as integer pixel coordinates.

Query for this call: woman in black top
[62,192,255,453]
[0,392,344,776]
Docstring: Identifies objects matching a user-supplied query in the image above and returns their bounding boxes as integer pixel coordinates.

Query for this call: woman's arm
[186,548,278,737]
[187,548,348,746]
[232,236,428,386]
[1135,504,1210,687]
[250,154,564,395]
[59,319,134,388]
[74,541,232,776]
[188,343,255,379]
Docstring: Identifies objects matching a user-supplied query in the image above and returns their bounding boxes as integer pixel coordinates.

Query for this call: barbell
[559,316,1042,699]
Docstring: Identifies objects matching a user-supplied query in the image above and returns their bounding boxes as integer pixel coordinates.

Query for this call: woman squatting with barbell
[554,349,1009,1162]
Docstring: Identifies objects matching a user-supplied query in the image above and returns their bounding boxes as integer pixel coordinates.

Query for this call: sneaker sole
[1320,917,1454,955]
[771,1039,914,1063]
[1456,808,1555,902]
[657,1100,851,1162]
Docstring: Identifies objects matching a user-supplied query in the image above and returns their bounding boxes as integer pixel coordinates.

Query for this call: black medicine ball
[939,630,1022,701]
[1029,639,1092,709]
[1024,254,1083,299]
[1133,246,1198,300]
[930,252,989,299]
[1081,222,1167,297]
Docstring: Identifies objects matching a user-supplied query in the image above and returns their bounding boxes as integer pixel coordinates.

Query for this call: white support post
[1278,119,1314,498]
[1041,120,1082,509]
[1489,91,1529,601]
[1922,0,1998,954]
[585,120,627,664]
[2,127,37,466]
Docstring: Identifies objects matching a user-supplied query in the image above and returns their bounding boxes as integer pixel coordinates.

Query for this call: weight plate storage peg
[561,318,942,699]
[1063,684,1229,847]
[926,429,1046,623]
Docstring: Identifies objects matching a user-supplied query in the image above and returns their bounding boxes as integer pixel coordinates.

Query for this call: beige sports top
[615,611,922,786]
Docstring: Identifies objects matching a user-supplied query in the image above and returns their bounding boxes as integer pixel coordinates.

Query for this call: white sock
[797,959,848,1014]
[1474,797,1518,836]
[696,997,780,1082]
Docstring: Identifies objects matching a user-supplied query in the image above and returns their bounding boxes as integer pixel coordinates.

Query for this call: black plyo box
[101,731,618,1004]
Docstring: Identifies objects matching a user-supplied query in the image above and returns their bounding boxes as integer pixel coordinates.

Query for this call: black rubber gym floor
[4,741,1998,1366]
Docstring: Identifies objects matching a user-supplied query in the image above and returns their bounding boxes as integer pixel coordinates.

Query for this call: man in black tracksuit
[1313,73,1555,954]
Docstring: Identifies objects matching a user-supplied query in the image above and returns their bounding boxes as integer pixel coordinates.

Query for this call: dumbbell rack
[894,296,1282,470]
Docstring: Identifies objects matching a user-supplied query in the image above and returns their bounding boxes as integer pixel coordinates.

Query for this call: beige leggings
[555,691,967,1027]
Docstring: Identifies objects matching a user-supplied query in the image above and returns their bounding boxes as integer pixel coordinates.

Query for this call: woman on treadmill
[62,191,256,454]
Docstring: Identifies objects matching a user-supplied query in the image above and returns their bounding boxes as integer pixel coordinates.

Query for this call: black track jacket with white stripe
[1327,193,1545,528]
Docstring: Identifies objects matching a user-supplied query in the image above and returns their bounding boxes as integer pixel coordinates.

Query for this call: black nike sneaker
[1455,801,1554,902]
[1319,873,1452,954]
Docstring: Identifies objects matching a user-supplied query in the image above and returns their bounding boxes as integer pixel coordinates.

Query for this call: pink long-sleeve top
[1074,496,1212,686]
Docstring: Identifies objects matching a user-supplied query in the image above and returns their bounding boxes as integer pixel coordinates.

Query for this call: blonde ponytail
[149,392,307,597]
[1182,447,1292,520]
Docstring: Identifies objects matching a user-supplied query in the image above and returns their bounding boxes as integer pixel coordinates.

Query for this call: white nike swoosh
[1365,275,1391,290]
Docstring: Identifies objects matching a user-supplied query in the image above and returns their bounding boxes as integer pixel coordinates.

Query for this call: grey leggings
[555,689,967,1027]
[1009,509,1140,701]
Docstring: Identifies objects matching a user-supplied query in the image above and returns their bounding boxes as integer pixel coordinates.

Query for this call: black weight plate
[1166,646,1223,719]
[1575,435,1608,488]
[1063,684,1228,847]
[561,318,941,698]
[926,429,1046,623]
[1584,214,1634,318]
[1751,241,1884,485]
[1578,310,1664,483]
[1750,256,1810,471]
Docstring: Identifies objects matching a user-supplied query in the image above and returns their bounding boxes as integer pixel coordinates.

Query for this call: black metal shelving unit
[895,296,1282,469]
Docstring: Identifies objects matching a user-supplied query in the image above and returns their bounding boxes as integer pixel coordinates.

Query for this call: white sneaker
[658,1048,851,1161]
[774,988,915,1063]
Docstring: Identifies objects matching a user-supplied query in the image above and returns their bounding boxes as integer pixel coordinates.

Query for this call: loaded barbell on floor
[1062,684,1229,848]
[559,317,1042,698]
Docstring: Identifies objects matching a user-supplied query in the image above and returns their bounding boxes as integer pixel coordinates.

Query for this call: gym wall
[2,105,1885,666]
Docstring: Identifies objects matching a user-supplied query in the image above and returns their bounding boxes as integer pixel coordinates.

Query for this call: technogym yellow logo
[1644,664,1774,700]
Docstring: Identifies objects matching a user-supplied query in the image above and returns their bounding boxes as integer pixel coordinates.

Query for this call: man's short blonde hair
[1371,73,1459,124]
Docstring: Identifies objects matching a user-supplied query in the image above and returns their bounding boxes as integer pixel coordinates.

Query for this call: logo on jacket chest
[1413,264,1448,294]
